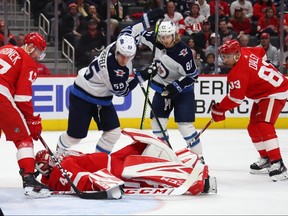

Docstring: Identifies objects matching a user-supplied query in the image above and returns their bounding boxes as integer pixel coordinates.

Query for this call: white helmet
[115,34,137,57]
[158,21,176,37]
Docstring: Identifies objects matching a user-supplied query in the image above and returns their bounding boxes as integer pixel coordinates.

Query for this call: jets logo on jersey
[114,69,126,77]
[179,48,188,57]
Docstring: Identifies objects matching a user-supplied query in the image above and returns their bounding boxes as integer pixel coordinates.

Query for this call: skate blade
[24,187,51,198]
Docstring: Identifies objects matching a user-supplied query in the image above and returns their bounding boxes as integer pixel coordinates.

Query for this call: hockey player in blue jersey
[56,33,158,154]
[124,20,203,158]
[55,9,164,155]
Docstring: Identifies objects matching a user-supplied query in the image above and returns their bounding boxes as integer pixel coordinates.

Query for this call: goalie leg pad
[121,128,181,163]
[187,164,208,195]
[175,148,199,168]
[122,155,202,190]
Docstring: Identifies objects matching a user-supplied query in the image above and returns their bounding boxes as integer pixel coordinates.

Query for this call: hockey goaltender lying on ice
[32,128,217,199]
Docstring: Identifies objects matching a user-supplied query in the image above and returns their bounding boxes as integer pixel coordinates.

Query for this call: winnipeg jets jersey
[71,42,137,106]
[125,22,198,94]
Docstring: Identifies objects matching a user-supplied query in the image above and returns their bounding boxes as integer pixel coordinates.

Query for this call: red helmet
[219,40,241,55]
[35,150,54,175]
[24,32,47,51]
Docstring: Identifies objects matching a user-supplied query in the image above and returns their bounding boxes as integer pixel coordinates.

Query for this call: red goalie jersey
[36,129,217,196]
[217,47,288,111]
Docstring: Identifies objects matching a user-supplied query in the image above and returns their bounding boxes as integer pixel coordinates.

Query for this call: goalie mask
[35,150,55,176]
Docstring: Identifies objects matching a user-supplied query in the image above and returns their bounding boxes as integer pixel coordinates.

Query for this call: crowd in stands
[2,0,288,74]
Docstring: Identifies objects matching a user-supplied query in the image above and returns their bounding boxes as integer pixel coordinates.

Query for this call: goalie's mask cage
[35,150,54,176]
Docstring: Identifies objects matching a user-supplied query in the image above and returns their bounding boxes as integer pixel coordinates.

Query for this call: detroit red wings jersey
[0,45,38,117]
[41,153,109,191]
[219,47,288,110]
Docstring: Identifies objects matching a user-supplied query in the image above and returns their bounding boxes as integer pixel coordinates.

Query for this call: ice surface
[1,129,287,215]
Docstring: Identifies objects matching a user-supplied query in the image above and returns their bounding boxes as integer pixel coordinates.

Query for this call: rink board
[33,75,288,130]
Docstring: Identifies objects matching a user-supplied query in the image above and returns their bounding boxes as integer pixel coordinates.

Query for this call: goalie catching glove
[25,114,42,140]
[211,103,226,122]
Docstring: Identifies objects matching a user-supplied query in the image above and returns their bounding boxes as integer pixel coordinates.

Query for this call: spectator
[164,1,185,36]
[176,0,194,17]
[0,20,16,47]
[194,19,213,50]
[209,0,230,17]
[238,33,250,47]
[257,32,279,68]
[101,0,124,22]
[80,4,106,34]
[36,62,51,76]
[205,33,226,71]
[205,33,217,56]
[201,53,221,74]
[219,18,238,45]
[253,0,276,20]
[75,19,106,70]
[75,0,90,17]
[195,0,210,19]
[187,37,205,70]
[257,7,279,36]
[16,33,25,47]
[230,7,252,35]
[62,3,83,47]
[230,0,253,19]
[184,3,206,35]
[207,5,230,32]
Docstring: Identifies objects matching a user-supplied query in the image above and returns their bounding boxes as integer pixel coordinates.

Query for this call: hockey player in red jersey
[211,40,288,181]
[35,129,217,196]
[0,32,50,197]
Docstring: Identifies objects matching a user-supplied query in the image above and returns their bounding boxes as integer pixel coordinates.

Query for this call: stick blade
[78,191,108,199]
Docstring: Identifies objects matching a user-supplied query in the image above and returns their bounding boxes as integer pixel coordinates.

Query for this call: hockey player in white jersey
[124,20,202,158]
[56,32,159,154]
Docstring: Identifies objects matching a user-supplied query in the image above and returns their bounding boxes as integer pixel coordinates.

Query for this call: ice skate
[203,176,217,194]
[269,159,288,182]
[250,157,271,174]
[22,173,51,198]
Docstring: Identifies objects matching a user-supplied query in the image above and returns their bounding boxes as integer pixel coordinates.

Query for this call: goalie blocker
[35,128,217,197]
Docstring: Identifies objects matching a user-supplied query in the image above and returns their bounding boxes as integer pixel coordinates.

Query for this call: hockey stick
[140,19,162,129]
[38,135,114,199]
[51,161,202,196]
[187,119,214,148]
[139,83,172,149]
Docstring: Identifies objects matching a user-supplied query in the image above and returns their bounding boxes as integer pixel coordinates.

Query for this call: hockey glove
[136,62,158,83]
[161,80,183,99]
[26,114,42,140]
[141,8,164,28]
[211,103,226,122]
